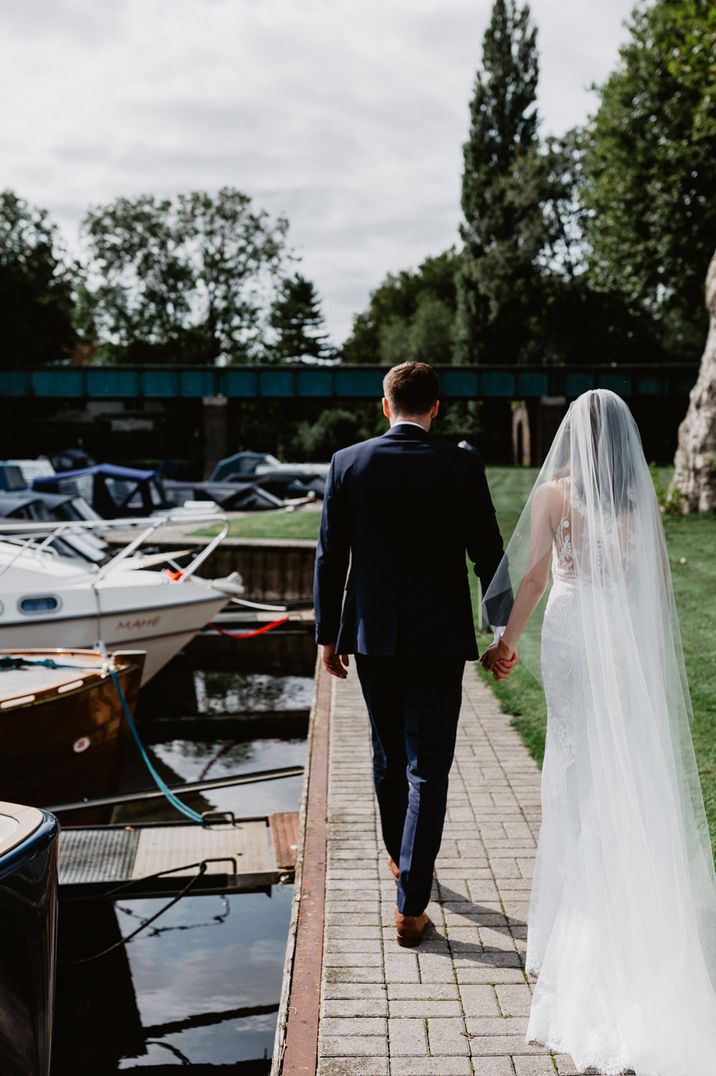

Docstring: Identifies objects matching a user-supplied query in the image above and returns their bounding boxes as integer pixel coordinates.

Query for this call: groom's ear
[431,400,440,418]
[382,397,391,418]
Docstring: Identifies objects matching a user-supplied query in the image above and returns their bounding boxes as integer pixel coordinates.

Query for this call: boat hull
[0,652,143,808]
[0,595,227,683]
[0,804,58,1076]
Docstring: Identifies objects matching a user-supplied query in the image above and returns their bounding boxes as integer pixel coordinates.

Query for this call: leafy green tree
[531,131,664,364]
[342,250,458,363]
[583,0,716,360]
[0,190,76,365]
[455,0,544,364]
[81,188,288,363]
[292,408,366,459]
[269,272,334,361]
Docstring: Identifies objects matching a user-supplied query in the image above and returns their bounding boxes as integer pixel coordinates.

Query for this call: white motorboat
[0,515,242,683]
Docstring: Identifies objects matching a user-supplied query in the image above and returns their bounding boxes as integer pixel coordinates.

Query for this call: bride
[481,389,716,1075]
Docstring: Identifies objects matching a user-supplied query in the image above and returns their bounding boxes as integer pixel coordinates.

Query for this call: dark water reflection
[52,655,312,1075]
[193,671,314,716]
[114,887,294,1070]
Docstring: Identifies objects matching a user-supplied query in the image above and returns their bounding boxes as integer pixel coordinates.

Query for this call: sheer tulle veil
[483,390,716,1073]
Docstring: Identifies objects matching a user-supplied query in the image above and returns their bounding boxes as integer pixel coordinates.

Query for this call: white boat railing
[0,512,230,581]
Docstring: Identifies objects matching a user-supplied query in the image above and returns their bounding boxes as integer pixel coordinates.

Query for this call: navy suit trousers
[355,654,465,916]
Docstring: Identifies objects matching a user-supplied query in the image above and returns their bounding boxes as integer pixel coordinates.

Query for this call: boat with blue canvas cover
[0,801,58,1076]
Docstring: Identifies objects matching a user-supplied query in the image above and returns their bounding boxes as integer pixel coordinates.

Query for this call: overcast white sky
[0,0,633,344]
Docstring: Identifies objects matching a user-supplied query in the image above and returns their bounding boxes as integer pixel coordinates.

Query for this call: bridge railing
[0,363,699,400]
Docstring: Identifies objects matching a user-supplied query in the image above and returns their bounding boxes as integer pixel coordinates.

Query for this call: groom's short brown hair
[383,362,440,415]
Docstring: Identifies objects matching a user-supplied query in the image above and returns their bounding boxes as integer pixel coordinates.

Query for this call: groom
[313,361,514,946]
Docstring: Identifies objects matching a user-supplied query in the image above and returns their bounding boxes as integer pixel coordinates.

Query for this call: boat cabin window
[18,595,61,615]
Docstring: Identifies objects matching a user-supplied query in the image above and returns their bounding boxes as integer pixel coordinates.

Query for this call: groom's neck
[390,415,431,431]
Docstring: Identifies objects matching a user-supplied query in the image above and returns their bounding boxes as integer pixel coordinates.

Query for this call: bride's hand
[482,639,519,680]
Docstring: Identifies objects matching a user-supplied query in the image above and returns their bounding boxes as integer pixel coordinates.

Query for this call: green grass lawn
[195,509,322,540]
[476,467,716,853]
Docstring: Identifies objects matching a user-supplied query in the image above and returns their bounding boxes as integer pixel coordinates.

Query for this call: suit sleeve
[313,454,351,645]
[464,456,513,627]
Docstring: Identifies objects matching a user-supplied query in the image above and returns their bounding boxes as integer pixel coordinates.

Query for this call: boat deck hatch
[58,812,299,898]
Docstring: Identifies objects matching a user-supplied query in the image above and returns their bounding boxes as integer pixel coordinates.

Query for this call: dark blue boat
[0,803,58,1076]
[32,464,169,518]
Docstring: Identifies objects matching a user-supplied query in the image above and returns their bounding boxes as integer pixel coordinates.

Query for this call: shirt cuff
[492,626,506,646]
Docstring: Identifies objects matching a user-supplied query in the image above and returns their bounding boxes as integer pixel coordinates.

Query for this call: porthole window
[18,595,61,615]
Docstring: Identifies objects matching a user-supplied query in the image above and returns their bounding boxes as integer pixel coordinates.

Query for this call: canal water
[51,639,314,1075]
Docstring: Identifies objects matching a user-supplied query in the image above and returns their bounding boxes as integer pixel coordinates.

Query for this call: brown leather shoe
[395,908,430,948]
[387,856,400,883]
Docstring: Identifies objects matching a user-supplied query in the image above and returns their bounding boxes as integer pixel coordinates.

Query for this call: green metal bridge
[0,363,699,400]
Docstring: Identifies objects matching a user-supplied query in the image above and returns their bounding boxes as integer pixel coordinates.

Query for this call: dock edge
[271,649,331,1075]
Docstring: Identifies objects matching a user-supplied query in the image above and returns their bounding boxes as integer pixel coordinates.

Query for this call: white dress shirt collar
[390,420,429,432]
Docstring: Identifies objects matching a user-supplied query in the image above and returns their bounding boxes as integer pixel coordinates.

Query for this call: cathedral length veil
[483,390,716,1075]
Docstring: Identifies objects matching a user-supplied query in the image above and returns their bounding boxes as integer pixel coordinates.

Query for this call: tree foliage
[269,272,334,362]
[583,0,716,360]
[454,0,545,364]
[342,250,459,364]
[80,188,288,363]
[0,190,76,366]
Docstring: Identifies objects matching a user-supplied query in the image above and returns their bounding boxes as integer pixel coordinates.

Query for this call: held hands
[481,638,519,681]
[322,643,350,679]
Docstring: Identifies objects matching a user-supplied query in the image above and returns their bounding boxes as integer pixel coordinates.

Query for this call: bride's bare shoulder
[534,479,566,505]
[532,479,568,528]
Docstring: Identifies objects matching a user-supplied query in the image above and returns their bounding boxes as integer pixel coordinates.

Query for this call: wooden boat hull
[0,650,144,809]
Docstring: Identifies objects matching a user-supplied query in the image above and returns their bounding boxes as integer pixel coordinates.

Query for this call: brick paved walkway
[316,663,593,1076]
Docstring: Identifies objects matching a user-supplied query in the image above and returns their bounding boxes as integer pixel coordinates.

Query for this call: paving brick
[325,966,385,984]
[389,998,462,1018]
[383,952,420,983]
[322,982,387,1000]
[468,1034,548,1057]
[553,1057,605,1075]
[387,983,459,1000]
[391,1059,473,1075]
[388,1017,429,1056]
[496,984,533,1017]
[459,984,500,1016]
[416,951,457,983]
[317,1060,390,1075]
[513,1058,560,1075]
[320,1016,387,1036]
[319,1034,388,1057]
[427,1016,470,1055]
[323,950,383,968]
[322,998,389,1018]
[466,1015,529,1036]
[468,1059,515,1075]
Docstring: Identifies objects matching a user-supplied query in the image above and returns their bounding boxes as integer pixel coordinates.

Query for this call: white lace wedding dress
[484,391,716,1076]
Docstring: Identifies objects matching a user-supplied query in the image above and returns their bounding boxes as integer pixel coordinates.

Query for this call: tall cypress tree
[269,272,334,361]
[454,0,543,364]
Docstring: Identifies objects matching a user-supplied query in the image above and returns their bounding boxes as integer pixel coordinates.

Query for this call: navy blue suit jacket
[313,423,510,660]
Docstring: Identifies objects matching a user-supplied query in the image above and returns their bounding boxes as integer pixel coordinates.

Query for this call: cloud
[0,0,632,344]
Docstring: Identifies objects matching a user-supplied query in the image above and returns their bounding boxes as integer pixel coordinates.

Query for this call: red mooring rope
[207,616,290,639]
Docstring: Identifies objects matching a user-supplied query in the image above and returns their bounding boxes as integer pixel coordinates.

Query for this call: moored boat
[0,800,58,1076]
[0,515,243,682]
[0,649,144,808]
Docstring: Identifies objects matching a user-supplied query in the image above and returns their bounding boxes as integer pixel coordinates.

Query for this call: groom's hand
[321,643,350,679]
[481,639,519,681]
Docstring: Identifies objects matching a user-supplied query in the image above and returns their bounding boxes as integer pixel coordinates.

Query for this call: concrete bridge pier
[202,395,229,479]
